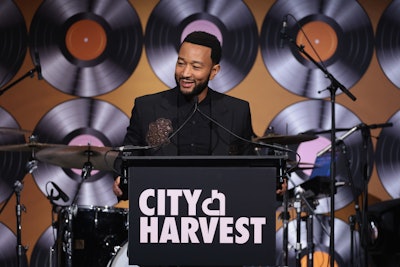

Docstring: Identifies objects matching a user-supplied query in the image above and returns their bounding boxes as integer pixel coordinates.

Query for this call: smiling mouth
[180,80,194,88]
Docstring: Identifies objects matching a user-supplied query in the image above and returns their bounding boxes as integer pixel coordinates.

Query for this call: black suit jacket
[123,87,255,156]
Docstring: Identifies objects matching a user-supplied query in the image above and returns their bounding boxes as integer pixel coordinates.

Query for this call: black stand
[282,23,357,267]
[69,145,95,204]
[291,185,318,267]
[0,68,38,96]
[280,173,290,266]
[294,191,303,267]
[71,160,93,205]
[14,180,27,267]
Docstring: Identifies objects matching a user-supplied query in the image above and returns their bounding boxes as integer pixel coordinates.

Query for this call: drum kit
[0,128,135,267]
[0,127,326,267]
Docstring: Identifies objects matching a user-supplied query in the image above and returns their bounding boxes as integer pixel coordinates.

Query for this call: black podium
[122,155,285,266]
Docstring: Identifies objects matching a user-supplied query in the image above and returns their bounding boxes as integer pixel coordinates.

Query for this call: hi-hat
[254,134,317,145]
[35,145,118,171]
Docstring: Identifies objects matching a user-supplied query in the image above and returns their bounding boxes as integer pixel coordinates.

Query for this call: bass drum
[107,241,139,267]
[57,205,128,267]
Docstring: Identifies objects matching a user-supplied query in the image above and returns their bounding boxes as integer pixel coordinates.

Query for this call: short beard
[175,77,210,98]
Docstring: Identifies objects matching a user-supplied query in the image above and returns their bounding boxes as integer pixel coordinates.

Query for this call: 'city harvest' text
[138,189,267,244]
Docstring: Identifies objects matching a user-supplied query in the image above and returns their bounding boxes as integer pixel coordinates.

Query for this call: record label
[145,0,258,93]
[29,0,143,97]
[32,99,129,207]
[260,0,374,99]
[263,100,373,214]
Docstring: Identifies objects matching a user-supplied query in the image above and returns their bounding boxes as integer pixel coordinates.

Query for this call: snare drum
[107,242,139,267]
[57,205,128,267]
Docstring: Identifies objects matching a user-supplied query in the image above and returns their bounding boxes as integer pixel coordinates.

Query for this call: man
[113,31,257,198]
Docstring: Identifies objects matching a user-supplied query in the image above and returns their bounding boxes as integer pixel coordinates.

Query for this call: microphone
[280,15,288,48]
[49,182,69,202]
[195,100,292,154]
[34,52,43,80]
[193,95,199,110]
[356,122,393,130]
[316,125,358,157]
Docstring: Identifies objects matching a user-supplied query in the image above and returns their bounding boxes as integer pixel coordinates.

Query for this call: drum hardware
[292,185,321,267]
[282,13,357,266]
[57,205,129,267]
[0,134,49,267]
[253,133,317,145]
[107,241,140,267]
[283,171,334,267]
[0,55,41,96]
[14,179,28,267]
[35,145,118,171]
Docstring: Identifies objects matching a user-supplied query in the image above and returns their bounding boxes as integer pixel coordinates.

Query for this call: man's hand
[276,178,288,195]
[113,176,123,197]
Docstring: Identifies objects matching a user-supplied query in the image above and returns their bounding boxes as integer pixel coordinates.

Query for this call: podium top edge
[120,155,287,167]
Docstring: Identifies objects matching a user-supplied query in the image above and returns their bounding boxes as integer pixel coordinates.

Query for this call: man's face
[175,42,220,98]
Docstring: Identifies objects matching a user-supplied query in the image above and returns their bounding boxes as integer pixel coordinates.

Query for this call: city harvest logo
[138,189,267,245]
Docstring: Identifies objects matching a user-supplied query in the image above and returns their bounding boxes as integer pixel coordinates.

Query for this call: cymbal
[35,145,118,171]
[0,142,63,152]
[286,160,316,171]
[0,127,31,135]
[254,133,317,145]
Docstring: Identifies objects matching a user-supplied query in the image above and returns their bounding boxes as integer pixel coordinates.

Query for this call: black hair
[182,31,222,64]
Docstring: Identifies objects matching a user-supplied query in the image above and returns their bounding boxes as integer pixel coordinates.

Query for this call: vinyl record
[145,0,258,93]
[275,215,359,266]
[32,98,129,206]
[260,0,373,99]
[375,110,400,198]
[0,222,28,267]
[29,0,143,97]
[30,226,57,267]
[376,1,400,89]
[0,0,28,88]
[0,108,29,203]
[265,100,373,214]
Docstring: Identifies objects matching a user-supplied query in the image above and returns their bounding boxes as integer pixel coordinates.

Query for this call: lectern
[121,155,285,266]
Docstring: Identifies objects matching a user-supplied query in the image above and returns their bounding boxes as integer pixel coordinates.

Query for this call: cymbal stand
[282,16,357,266]
[294,187,303,267]
[14,179,27,267]
[71,146,94,204]
[279,163,290,266]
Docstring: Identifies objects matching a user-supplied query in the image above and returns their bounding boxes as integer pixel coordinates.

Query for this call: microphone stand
[283,30,356,267]
[14,180,27,267]
[0,67,38,96]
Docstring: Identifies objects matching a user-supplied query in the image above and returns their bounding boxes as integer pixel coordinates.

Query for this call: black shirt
[176,92,212,155]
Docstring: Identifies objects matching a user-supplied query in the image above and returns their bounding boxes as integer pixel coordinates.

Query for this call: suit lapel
[155,88,179,155]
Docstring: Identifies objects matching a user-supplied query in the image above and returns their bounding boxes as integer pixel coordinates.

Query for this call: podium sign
[124,156,283,266]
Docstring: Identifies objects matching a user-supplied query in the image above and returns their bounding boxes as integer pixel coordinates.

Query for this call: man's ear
[209,64,221,80]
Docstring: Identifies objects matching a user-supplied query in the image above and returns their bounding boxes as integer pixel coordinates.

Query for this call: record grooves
[0,1,28,88]
[260,0,374,99]
[0,108,29,204]
[29,0,143,97]
[275,215,358,266]
[375,1,400,89]
[375,110,400,198]
[265,100,373,214]
[32,99,129,207]
[0,222,28,267]
[145,0,258,93]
